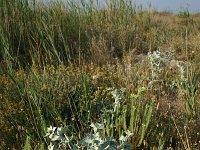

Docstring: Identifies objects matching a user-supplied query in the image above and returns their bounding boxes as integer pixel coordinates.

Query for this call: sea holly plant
[46,126,74,150]
[101,87,155,148]
[101,88,127,137]
[147,50,165,80]
[147,49,175,80]
[78,122,133,150]
[46,122,133,150]
[45,87,155,149]
[111,88,126,113]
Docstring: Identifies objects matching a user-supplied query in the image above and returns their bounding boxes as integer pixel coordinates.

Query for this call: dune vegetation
[0,0,200,149]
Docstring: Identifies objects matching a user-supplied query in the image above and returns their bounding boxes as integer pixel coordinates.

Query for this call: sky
[36,0,200,13]
[133,0,200,13]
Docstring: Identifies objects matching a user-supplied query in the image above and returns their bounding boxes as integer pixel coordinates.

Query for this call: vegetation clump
[0,0,200,149]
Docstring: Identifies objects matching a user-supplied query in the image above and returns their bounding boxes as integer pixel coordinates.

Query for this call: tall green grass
[1,0,198,67]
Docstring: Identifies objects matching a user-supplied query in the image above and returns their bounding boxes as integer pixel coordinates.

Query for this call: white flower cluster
[46,123,132,150]
[111,88,126,113]
[46,126,72,150]
[147,49,174,80]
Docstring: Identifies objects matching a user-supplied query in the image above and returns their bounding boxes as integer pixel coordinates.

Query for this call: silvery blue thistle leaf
[125,130,134,137]
[119,135,127,142]
[48,143,54,150]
